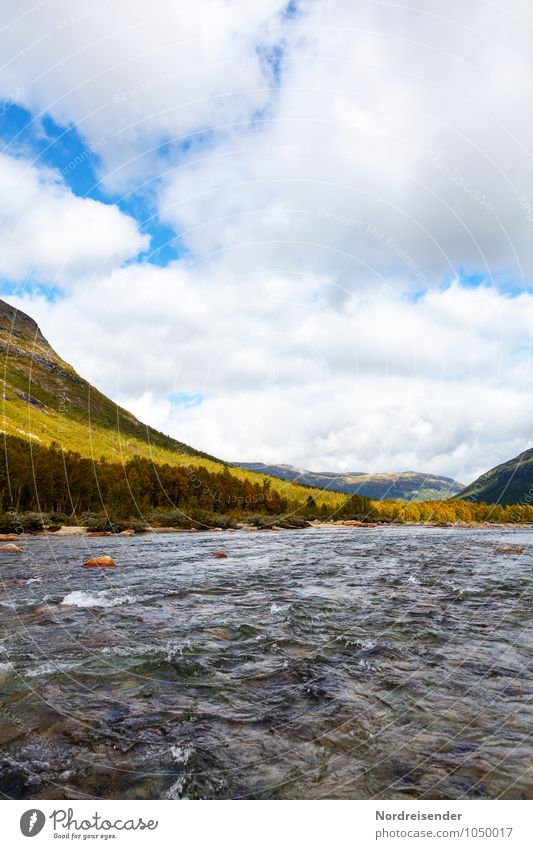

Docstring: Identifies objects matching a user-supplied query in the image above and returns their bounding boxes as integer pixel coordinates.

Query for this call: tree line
[0,435,297,523]
[0,434,531,531]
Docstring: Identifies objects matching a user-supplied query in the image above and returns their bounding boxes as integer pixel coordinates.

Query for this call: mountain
[0,299,342,510]
[456,448,533,505]
[0,297,467,509]
[233,463,465,501]
[0,298,214,465]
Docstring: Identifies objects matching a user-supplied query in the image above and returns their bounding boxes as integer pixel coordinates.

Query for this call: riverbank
[2,518,533,540]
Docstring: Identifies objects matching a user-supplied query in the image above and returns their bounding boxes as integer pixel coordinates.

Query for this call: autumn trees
[1,434,533,529]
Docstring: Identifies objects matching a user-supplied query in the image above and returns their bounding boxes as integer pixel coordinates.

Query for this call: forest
[0,434,532,532]
[0,435,298,530]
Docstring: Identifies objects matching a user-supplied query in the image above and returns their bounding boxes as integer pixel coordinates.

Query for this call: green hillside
[456,448,533,506]
[0,299,343,511]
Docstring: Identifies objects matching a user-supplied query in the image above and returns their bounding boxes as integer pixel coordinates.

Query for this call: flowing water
[0,526,531,800]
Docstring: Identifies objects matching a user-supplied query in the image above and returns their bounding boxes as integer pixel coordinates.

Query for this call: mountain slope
[235,462,464,501]
[0,299,215,464]
[0,299,343,509]
[456,448,533,505]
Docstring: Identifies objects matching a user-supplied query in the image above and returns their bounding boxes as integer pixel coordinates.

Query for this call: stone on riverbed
[83,555,117,568]
[496,544,524,554]
[53,526,87,536]
[0,543,23,552]
[212,550,228,559]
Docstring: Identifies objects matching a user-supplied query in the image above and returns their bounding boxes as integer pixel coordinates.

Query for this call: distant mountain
[233,463,464,502]
[457,448,533,505]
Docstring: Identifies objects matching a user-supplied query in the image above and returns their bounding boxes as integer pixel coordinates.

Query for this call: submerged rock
[83,555,117,568]
[496,544,524,554]
[1,577,28,587]
[0,543,23,552]
[212,550,228,559]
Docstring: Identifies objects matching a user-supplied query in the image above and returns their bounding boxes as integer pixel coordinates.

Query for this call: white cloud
[0,154,147,284]
[0,0,289,187]
[10,268,533,482]
[3,1,533,482]
[157,0,533,286]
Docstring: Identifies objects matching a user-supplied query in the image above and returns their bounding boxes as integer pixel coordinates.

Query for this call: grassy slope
[456,448,533,506]
[0,300,344,510]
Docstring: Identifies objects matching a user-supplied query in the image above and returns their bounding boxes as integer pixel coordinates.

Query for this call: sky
[1,0,533,484]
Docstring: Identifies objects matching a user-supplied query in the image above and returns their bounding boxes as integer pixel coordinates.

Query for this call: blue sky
[0,102,181,276]
[3,101,528,303]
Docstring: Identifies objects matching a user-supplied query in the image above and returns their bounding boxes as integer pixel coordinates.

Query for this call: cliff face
[0,298,44,340]
[0,299,81,403]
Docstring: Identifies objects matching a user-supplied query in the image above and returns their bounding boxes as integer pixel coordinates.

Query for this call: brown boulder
[0,543,23,552]
[83,555,117,568]
[212,550,228,559]
[0,534,19,541]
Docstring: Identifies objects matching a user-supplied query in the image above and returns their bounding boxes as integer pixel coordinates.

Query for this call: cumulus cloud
[2,1,533,482]
[0,154,147,284]
[158,0,533,287]
[10,268,533,482]
[0,0,289,186]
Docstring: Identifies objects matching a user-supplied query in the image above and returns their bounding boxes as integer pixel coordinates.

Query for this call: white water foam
[170,744,193,765]
[26,660,80,678]
[61,590,139,608]
[270,602,289,615]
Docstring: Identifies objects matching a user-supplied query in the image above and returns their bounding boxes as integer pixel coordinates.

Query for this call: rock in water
[213,550,228,559]
[0,543,23,552]
[496,544,524,554]
[83,555,117,568]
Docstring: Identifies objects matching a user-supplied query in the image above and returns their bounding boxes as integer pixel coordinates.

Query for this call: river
[0,526,531,799]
